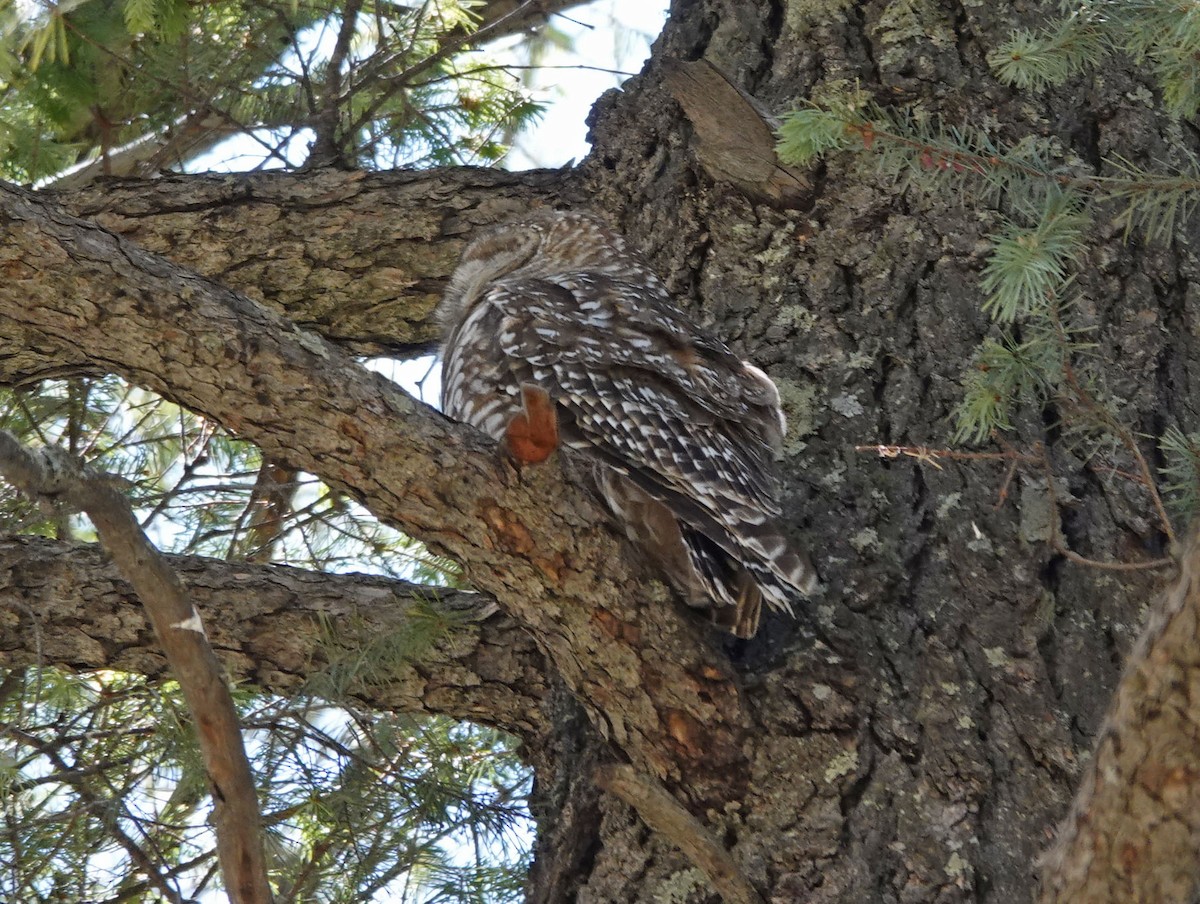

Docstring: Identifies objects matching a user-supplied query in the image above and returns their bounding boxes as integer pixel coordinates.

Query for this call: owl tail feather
[684,525,817,638]
[735,520,819,607]
[719,574,763,639]
[682,532,765,638]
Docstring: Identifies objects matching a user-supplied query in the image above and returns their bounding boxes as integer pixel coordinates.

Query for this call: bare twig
[1050,312,1177,546]
[0,432,273,904]
[855,443,1041,467]
[1038,450,1173,572]
[996,457,1020,509]
[859,441,1174,571]
[1049,541,1172,572]
[595,764,765,904]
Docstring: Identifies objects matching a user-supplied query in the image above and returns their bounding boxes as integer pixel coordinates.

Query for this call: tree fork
[0,179,750,805]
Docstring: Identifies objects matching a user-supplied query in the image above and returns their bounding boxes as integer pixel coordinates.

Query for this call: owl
[437,210,816,638]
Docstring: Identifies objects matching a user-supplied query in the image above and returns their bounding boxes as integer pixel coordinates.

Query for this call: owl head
[437,210,646,327]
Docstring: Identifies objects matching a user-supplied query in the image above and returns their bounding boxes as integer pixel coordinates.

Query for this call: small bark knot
[665,708,706,760]
[592,607,641,643]
[477,499,535,556]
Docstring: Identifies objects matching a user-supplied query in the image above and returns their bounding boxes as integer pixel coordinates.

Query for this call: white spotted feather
[438,210,816,637]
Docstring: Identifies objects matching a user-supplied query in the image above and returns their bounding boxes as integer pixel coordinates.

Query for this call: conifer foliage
[778,4,1200,557]
[0,1,556,901]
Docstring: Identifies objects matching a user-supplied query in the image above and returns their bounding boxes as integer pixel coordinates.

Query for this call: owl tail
[718,572,763,639]
[594,467,817,638]
[684,523,818,638]
[738,521,820,612]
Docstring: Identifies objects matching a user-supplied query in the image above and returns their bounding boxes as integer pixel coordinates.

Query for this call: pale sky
[189,0,670,173]
[503,0,670,168]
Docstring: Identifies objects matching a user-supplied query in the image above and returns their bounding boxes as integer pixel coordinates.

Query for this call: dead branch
[0,433,273,904]
[596,764,765,904]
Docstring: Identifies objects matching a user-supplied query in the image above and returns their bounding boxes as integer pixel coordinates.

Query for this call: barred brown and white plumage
[437,209,816,638]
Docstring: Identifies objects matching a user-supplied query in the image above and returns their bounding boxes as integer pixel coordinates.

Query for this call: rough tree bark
[1,0,1197,901]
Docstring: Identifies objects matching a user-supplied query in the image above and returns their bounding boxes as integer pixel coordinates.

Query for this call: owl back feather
[438,210,817,637]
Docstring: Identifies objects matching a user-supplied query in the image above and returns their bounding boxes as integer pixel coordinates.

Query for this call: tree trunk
[540,0,1188,899]
[2,0,1194,901]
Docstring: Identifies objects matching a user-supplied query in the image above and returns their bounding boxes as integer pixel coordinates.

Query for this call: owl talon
[504,384,558,464]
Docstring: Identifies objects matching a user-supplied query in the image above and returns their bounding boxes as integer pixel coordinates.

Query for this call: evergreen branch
[831,116,1063,187]
[953,334,1061,445]
[122,0,161,36]
[775,108,856,165]
[0,721,187,904]
[1160,426,1200,517]
[990,0,1200,117]
[980,193,1088,322]
[779,101,1200,244]
[308,0,365,167]
[989,15,1106,92]
[0,433,274,904]
[345,0,556,144]
[1097,154,1200,241]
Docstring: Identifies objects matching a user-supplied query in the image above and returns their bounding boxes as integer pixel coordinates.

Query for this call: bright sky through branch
[187,0,669,174]
[502,0,669,168]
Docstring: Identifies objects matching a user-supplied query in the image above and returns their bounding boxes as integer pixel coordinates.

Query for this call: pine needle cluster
[0,0,545,181]
[990,0,1200,118]
[777,2,1200,528]
[0,670,530,902]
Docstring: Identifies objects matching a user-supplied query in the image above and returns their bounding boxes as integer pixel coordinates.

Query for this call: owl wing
[491,273,780,504]
[483,272,812,612]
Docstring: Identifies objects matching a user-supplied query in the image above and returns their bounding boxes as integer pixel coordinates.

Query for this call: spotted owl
[437,210,816,637]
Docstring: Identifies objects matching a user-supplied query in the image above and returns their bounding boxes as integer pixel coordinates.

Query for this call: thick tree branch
[0,179,747,803]
[0,433,273,904]
[0,535,549,736]
[1039,529,1200,903]
[50,168,583,354]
